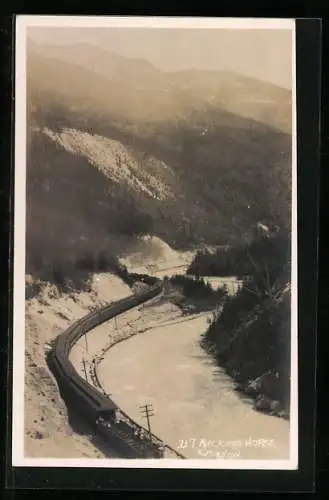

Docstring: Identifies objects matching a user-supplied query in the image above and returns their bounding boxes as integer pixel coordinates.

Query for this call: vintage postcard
[13,15,297,470]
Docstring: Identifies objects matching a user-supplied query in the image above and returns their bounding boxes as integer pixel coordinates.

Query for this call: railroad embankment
[25,272,131,458]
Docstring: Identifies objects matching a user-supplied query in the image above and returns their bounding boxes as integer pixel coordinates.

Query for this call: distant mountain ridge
[27,39,292,133]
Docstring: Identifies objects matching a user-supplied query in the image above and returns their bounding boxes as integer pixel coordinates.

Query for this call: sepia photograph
[13,16,297,469]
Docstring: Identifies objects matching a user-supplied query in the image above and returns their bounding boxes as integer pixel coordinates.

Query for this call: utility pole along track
[47,273,186,459]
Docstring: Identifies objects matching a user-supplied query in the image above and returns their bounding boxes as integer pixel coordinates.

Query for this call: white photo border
[13,15,298,470]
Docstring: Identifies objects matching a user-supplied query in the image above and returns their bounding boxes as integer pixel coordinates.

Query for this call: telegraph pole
[84,332,89,353]
[82,358,88,382]
[139,403,154,441]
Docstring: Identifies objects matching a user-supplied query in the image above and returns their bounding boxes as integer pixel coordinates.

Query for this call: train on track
[47,274,166,458]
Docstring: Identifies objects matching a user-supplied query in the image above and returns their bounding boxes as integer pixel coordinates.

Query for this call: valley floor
[23,238,291,461]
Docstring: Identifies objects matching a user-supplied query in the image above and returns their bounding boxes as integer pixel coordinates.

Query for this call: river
[97,306,290,461]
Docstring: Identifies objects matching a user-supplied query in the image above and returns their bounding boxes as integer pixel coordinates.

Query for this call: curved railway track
[47,273,186,459]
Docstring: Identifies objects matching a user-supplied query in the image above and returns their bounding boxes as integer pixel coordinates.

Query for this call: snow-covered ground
[24,272,132,458]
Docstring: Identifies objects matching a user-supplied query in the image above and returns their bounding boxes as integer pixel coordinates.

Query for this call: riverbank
[96,306,290,460]
[201,277,291,420]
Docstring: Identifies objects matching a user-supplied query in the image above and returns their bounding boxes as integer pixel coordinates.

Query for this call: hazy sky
[27,27,293,89]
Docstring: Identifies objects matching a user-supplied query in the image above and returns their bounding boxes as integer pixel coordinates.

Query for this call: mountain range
[26,39,292,279]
